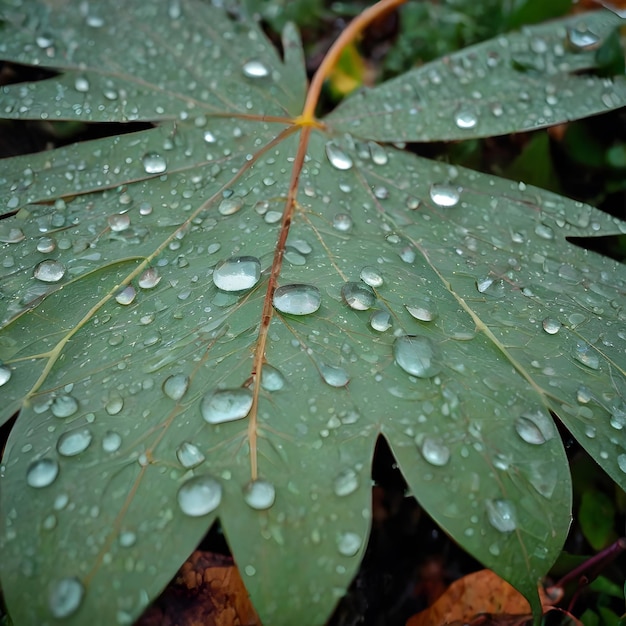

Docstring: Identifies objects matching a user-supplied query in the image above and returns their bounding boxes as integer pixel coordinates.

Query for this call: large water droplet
[138,267,161,289]
[213,256,261,292]
[102,431,122,453]
[243,479,276,510]
[341,282,375,311]
[336,531,361,557]
[454,107,478,129]
[176,441,205,469]
[242,60,269,78]
[325,141,353,170]
[142,152,167,174]
[514,409,554,445]
[33,259,66,283]
[393,335,441,378]
[370,310,392,332]
[567,26,600,50]
[162,373,190,401]
[334,468,359,497]
[177,475,222,516]
[115,285,136,305]
[429,183,460,207]
[405,297,437,322]
[48,577,84,619]
[319,362,350,387]
[57,429,93,457]
[485,499,517,532]
[0,365,11,387]
[542,318,561,335]
[26,458,59,488]
[273,284,321,315]
[260,365,285,392]
[107,213,130,232]
[420,437,450,466]
[573,342,599,370]
[360,266,383,288]
[332,213,353,232]
[200,388,253,424]
[368,141,388,165]
[218,196,244,216]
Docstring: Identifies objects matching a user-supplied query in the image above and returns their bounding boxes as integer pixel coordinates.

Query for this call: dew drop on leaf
[107,213,130,232]
[102,431,122,453]
[0,226,25,243]
[514,409,554,445]
[567,26,600,50]
[105,396,124,416]
[203,130,216,143]
[242,60,270,78]
[332,213,353,232]
[573,342,599,370]
[260,365,285,391]
[617,454,626,474]
[429,183,460,207]
[115,285,136,305]
[420,437,450,466]
[212,256,261,292]
[118,531,137,548]
[177,475,222,517]
[369,310,392,332]
[162,373,189,401]
[368,141,388,165]
[542,318,561,335]
[48,577,84,619]
[142,152,167,174]
[36,236,56,253]
[273,284,321,315]
[138,267,161,289]
[33,259,66,283]
[359,266,383,288]
[176,442,205,469]
[341,282,375,311]
[454,107,478,129]
[485,499,517,532]
[56,429,93,457]
[243,479,276,510]
[534,223,554,240]
[200,388,253,424]
[405,298,438,322]
[336,531,362,557]
[333,468,359,497]
[0,365,12,387]
[393,335,441,378]
[26,458,59,488]
[325,141,353,170]
[319,362,350,387]
[218,196,244,216]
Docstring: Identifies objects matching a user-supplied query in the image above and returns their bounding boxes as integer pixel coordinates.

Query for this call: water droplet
[177,475,222,517]
[429,183,460,207]
[213,256,261,292]
[420,437,450,466]
[107,213,130,232]
[115,285,136,305]
[485,499,517,532]
[370,310,392,332]
[573,342,599,370]
[118,530,136,548]
[273,284,321,315]
[142,152,167,174]
[609,402,626,430]
[368,141,388,165]
[405,297,437,322]
[200,388,253,424]
[567,26,600,50]
[360,266,383,288]
[333,468,359,497]
[138,267,161,289]
[162,374,189,401]
[332,213,353,232]
[514,409,554,445]
[542,318,561,335]
[48,577,84,619]
[393,335,441,378]
[176,442,205,469]
[534,223,554,240]
[26,458,59,488]
[341,282,375,311]
[243,479,276,510]
[319,362,350,387]
[0,365,12,387]
[454,107,478,129]
[336,531,361,557]
[218,196,244,216]
[105,396,124,415]
[242,60,269,78]
[33,259,66,283]
[325,141,353,170]
[617,454,626,474]
[57,429,93,457]
[260,365,285,391]
[0,226,25,243]
[102,431,122,453]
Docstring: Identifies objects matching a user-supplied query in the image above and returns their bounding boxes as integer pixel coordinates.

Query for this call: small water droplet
[332,213,353,232]
[200,388,253,424]
[325,141,353,170]
[119,530,137,548]
[336,531,361,557]
[485,499,517,532]
[429,183,460,207]
[0,365,12,387]
[260,365,285,391]
[454,107,478,129]
[341,282,375,311]
[218,196,244,216]
[393,335,441,378]
[573,342,599,370]
[273,284,321,315]
[142,152,167,174]
[405,297,437,322]
[242,60,269,78]
[177,475,222,516]
[542,318,561,335]
[48,577,84,619]
[105,396,124,416]
[368,141,388,165]
[534,223,554,240]
[319,362,350,387]
[27,458,59,488]
[243,479,276,510]
[420,437,450,466]
[213,256,261,292]
[514,409,554,445]
[370,310,392,332]
[176,441,205,469]
[360,266,383,288]
[57,429,93,457]
[102,431,122,453]
[33,259,66,283]
[162,374,189,401]
[138,267,161,289]
[115,285,136,305]
[333,468,359,497]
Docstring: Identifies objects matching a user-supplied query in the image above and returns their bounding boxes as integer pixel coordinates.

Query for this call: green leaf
[0,3,625,625]
[579,490,616,550]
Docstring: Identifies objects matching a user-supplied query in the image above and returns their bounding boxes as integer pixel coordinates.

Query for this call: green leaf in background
[578,490,616,551]
[0,2,625,625]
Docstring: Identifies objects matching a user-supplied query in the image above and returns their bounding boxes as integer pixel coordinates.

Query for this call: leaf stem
[298,0,406,124]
